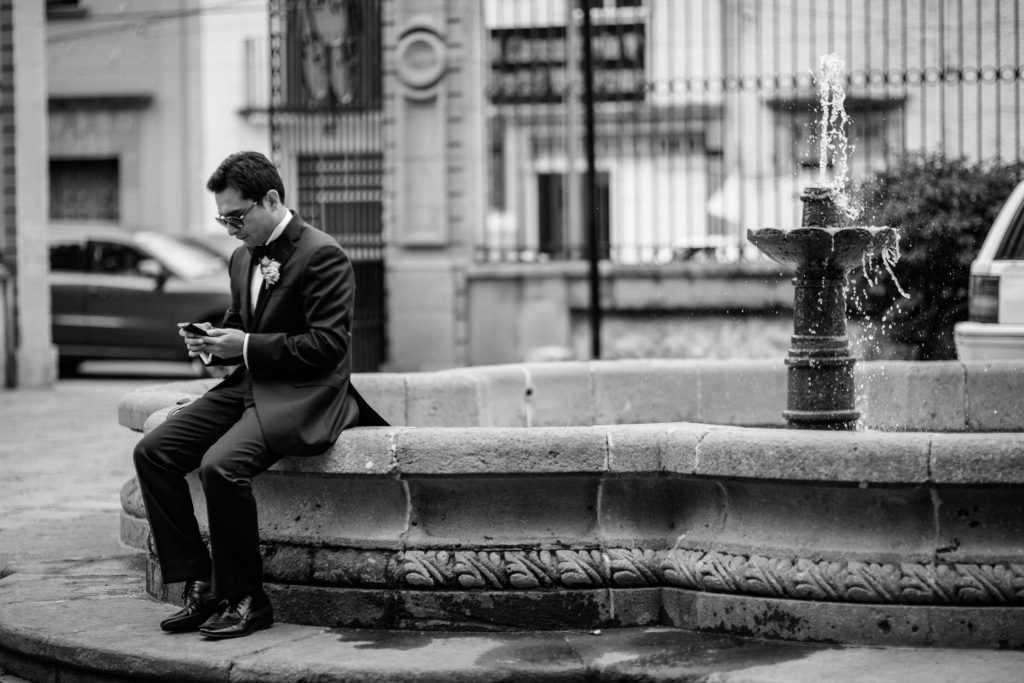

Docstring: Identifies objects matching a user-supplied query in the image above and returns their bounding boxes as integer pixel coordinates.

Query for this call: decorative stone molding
[244,540,1024,606]
[661,548,1024,605]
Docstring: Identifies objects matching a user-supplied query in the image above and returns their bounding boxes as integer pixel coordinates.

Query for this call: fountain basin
[118,360,1024,647]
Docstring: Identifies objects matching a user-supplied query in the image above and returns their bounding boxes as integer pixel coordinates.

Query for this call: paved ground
[2,364,1024,682]
[0,363,193,565]
[0,363,192,682]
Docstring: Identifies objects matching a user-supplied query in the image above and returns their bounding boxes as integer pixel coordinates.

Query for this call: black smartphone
[178,323,210,337]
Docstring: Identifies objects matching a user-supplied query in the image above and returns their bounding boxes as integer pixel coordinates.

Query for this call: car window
[134,232,224,280]
[994,201,1024,260]
[50,242,87,272]
[91,241,146,275]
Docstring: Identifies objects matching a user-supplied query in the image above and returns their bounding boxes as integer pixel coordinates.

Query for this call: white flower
[259,257,281,288]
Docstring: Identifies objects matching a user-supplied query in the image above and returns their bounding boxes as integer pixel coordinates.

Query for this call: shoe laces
[182,579,210,602]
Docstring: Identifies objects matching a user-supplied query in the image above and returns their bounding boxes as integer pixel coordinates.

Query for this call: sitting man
[134,150,385,639]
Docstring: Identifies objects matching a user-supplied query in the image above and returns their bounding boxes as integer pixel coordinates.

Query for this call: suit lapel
[250,217,302,328]
[242,249,256,329]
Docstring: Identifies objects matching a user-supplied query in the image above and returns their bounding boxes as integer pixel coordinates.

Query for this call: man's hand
[178,322,212,358]
[178,323,244,359]
[203,328,245,359]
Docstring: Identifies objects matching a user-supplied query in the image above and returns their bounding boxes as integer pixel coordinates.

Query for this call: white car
[954,180,1024,359]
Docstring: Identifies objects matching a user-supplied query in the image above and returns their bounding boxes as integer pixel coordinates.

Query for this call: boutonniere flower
[259,256,281,288]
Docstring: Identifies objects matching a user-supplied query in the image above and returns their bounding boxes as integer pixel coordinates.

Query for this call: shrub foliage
[848,154,1024,360]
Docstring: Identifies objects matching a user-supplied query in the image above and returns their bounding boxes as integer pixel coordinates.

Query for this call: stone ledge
[118,360,1024,435]
[126,410,1024,485]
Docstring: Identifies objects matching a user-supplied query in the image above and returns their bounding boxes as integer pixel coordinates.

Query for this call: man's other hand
[202,327,245,359]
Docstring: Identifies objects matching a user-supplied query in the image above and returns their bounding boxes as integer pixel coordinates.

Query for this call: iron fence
[480,0,1024,264]
[268,0,387,371]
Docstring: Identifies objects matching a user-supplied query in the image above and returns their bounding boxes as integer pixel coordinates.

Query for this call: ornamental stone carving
[250,542,1024,605]
[661,548,1024,605]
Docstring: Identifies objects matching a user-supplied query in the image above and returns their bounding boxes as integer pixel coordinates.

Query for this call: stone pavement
[2,370,1024,682]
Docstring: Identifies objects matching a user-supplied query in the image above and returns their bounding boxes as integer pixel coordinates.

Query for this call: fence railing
[479,0,1024,264]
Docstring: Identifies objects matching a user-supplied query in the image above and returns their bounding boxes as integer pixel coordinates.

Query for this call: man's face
[214,187,275,249]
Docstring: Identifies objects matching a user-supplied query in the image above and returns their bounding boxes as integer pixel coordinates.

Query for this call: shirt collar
[263,210,292,247]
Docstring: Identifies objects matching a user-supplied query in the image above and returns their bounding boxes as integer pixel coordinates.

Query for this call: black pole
[581,2,601,360]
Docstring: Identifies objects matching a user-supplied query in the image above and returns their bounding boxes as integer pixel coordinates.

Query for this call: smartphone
[178,322,210,337]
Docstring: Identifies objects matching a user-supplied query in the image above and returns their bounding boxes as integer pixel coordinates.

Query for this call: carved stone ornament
[392,547,1024,605]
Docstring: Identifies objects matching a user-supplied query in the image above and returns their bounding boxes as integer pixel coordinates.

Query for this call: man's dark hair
[206,151,286,204]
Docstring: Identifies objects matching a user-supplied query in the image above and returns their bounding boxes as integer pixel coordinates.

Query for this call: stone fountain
[747,188,898,430]
[748,53,899,430]
[107,56,1022,650]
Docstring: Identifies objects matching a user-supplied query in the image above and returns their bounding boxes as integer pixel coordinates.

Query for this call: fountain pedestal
[748,187,897,430]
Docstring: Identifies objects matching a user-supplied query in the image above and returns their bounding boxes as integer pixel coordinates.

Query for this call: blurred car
[954,180,1024,359]
[49,226,234,376]
[180,231,242,266]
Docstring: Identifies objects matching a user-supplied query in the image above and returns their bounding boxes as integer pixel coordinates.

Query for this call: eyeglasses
[214,200,259,229]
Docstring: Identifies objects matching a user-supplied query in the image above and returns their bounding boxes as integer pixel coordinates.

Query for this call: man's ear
[264,189,281,208]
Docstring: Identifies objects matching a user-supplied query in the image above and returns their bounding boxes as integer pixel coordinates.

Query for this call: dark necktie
[250,245,271,261]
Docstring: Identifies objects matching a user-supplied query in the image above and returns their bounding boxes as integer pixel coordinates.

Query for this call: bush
[848,154,1024,360]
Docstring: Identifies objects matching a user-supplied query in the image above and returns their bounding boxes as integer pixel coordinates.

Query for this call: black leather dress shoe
[199,593,274,639]
[160,579,218,633]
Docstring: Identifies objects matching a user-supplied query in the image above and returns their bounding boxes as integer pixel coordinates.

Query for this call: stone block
[526,362,594,426]
[597,478,682,546]
[607,588,663,626]
[275,427,402,475]
[119,511,149,551]
[472,364,530,427]
[857,361,967,431]
[695,426,930,483]
[404,475,600,545]
[658,478,728,548]
[253,475,409,548]
[931,486,1024,564]
[261,543,314,582]
[405,369,481,427]
[396,589,614,630]
[311,546,392,586]
[119,476,145,517]
[658,423,710,474]
[698,359,787,426]
[351,372,407,426]
[605,423,663,472]
[930,433,1024,484]
[142,406,176,434]
[681,590,934,647]
[394,426,607,474]
[964,361,1024,430]
[592,359,701,424]
[701,479,936,562]
[266,583,400,629]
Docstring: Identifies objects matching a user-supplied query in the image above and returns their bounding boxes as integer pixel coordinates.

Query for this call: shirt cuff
[243,333,251,368]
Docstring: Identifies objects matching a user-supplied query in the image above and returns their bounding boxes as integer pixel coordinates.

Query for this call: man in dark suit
[133,151,384,639]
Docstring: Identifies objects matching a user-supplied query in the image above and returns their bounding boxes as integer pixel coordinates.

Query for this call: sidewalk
[2,374,1024,682]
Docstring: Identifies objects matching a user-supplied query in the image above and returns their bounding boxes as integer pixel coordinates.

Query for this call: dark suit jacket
[210,213,385,456]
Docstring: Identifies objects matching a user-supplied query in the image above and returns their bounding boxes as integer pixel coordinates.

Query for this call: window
[50,158,120,220]
[49,242,87,272]
[90,242,145,275]
[537,172,610,259]
[46,0,88,19]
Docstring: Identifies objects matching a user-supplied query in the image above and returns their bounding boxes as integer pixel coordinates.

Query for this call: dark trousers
[133,374,280,600]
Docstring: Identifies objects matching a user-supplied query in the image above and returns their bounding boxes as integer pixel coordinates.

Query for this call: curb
[3,555,1024,683]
